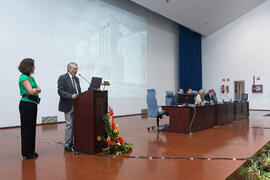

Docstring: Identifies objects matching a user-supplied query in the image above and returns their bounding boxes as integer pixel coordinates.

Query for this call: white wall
[202,0,270,109]
[0,0,178,127]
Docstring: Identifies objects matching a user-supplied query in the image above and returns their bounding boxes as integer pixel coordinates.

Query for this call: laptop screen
[178,93,195,105]
[89,77,102,90]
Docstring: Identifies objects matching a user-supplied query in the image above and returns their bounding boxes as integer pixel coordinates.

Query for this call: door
[234,81,245,101]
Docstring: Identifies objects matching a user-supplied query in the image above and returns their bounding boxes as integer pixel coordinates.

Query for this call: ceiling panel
[130,0,266,36]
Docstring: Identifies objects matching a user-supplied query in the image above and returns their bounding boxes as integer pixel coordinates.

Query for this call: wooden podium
[73,90,108,154]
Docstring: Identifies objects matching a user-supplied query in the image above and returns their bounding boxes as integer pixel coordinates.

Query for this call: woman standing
[18,58,41,159]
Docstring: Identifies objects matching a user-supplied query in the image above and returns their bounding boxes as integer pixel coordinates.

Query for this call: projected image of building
[76,15,147,97]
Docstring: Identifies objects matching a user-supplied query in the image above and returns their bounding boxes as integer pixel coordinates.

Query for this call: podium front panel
[74,90,107,154]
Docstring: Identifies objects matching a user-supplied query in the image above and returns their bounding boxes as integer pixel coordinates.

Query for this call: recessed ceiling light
[165,0,169,3]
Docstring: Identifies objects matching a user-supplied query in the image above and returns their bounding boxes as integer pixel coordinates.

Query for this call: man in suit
[187,88,193,94]
[204,89,216,103]
[172,88,184,105]
[58,62,81,152]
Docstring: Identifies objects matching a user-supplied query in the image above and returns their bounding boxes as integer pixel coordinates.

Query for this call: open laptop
[178,93,195,105]
[88,77,102,90]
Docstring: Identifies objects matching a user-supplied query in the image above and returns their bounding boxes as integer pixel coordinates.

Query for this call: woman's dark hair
[18,58,35,76]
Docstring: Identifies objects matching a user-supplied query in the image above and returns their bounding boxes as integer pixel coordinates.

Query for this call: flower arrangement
[241,142,270,180]
[97,108,132,156]
[245,154,270,179]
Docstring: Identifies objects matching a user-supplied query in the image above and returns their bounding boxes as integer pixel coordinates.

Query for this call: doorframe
[234,80,245,101]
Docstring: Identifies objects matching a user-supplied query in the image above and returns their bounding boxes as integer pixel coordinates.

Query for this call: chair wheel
[147,128,150,131]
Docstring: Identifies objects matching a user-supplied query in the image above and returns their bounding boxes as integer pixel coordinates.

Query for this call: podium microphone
[78,74,90,84]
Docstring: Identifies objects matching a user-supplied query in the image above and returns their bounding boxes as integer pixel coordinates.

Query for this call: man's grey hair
[67,62,77,71]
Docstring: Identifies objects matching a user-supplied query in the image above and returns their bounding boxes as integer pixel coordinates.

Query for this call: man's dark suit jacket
[58,73,81,112]
[204,93,214,102]
[172,94,179,105]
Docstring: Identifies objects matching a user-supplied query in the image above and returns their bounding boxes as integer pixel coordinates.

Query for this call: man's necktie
[72,76,78,94]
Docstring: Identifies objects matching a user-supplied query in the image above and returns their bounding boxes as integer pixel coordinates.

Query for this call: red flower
[109,108,114,116]
[264,163,270,168]
[112,122,115,129]
[108,140,114,146]
[109,108,114,123]
[115,138,120,143]
[120,138,124,143]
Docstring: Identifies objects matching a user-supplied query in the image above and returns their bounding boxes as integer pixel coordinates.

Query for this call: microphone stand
[78,74,90,84]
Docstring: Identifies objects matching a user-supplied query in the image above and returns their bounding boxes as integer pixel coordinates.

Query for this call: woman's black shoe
[23,152,39,159]
[33,152,39,158]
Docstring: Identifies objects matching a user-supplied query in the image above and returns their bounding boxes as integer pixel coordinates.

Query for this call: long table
[162,102,249,134]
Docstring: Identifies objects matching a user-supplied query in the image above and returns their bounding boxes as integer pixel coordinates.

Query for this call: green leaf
[102,146,111,151]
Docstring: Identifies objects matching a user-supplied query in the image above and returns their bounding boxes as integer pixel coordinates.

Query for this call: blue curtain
[179,25,202,91]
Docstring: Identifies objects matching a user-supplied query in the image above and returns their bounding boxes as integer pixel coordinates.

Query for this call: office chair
[146,89,168,131]
[192,90,198,96]
[165,90,174,106]
[192,90,198,102]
